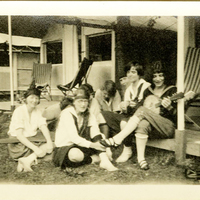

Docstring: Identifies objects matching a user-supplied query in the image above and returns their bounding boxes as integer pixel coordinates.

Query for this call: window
[0,43,9,67]
[88,33,111,62]
[46,41,62,64]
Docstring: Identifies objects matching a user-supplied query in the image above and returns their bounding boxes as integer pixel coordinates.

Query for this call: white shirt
[8,104,47,137]
[55,106,102,148]
[124,78,151,102]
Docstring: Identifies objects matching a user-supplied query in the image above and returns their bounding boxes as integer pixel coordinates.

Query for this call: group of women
[7,60,178,172]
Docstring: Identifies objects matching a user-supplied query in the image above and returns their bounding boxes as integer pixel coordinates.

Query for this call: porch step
[136,129,200,157]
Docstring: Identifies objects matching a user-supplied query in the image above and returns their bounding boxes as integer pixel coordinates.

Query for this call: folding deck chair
[57,57,93,95]
[184,47,200,130]
[32,63,52,101]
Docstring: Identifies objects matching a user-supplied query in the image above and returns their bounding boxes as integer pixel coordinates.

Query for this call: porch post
[175,16,186,165]
[8,15,15,112]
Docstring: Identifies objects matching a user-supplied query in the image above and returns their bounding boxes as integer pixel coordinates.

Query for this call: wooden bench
[143,129,200,157]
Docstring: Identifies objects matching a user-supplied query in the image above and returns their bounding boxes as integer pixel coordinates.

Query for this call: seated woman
[101,61,150,163]
[100,61,177,170]
[7,84,54,172]
[95,80,121,113]
[42,83,101,130]
[53,87,118,171]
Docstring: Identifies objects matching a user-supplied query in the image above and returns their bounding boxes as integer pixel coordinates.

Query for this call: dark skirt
[53,145,97,169]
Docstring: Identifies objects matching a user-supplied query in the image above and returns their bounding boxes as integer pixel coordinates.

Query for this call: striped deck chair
[32,63,52,101]
[57,57,93,96]
[184,47,200,130]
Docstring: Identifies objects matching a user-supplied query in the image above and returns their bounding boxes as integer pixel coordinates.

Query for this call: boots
[17,153,37,172]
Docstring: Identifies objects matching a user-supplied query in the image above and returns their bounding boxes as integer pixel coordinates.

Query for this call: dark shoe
[138,160,150,170]
[100,138,120,148]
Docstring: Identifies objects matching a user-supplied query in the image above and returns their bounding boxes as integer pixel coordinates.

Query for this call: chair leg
[185,114,200,130]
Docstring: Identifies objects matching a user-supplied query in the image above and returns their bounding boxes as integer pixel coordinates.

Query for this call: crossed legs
[67,147,118,171]
[17,143,51,172]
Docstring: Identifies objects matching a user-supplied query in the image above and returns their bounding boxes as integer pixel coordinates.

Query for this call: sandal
[185,168,198,179]
[139,160,150,170]
[100,138,120,148]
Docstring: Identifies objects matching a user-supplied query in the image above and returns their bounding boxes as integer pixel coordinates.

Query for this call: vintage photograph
[0,1,200,200]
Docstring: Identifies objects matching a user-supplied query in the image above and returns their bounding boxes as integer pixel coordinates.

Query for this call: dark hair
[150,61,171,87]
[124,61,144,76]
[60,96,74,111]
[73,88,90,133]
[24,88,41,99]
[79,83,94,95]
[74,88,90,100]
[101,80,116,98]
[24,80,41,99]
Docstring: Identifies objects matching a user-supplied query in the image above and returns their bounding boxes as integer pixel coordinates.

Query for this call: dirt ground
[0,112,199,186]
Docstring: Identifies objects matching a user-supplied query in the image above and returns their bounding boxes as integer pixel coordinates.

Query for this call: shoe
[138,160,149,170]
[17,157,33,172]
[100,138,120,148]
[116,146,132,163]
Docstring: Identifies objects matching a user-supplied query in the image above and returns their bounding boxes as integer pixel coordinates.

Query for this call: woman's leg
[99,123,110,139]
[135,119,152,170]
[99,152,118,171]
[17,143,49,172]
[67,147,118,171]
[115,119,132,163]
[68,148,85,162]
[113,114,141,144]
[17,153,37,172]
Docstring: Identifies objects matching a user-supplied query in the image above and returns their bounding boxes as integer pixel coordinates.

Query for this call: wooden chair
[57,57,93,95]
[32,63,52,101]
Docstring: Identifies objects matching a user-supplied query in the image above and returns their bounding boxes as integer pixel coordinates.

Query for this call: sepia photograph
[0,1,200,200]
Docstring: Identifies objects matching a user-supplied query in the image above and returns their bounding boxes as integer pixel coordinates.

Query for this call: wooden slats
[142,129,200,157]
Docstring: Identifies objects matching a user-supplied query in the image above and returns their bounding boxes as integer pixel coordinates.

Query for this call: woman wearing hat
[53,87,118,171]
[7,85,54,172]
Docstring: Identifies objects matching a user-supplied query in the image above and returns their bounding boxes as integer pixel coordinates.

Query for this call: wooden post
[8,15,15,112]
[175,130,187,165]
[175,16,186,165]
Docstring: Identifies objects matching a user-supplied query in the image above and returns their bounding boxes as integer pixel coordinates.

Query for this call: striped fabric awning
[184,47,200,93]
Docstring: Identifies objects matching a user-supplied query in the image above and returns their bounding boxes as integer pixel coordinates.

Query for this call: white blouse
[8,104,46,137]
[55,106,103,148]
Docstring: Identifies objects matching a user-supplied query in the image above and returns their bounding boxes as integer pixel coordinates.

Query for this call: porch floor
[145,128,200,157]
